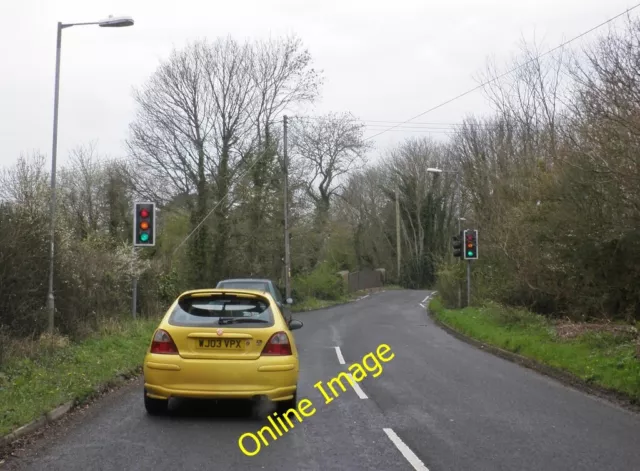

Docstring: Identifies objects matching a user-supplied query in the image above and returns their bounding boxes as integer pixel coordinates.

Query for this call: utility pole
[395,187,401,283]
[283,115,291,299]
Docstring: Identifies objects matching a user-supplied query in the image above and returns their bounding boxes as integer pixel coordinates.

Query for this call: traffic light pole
[131,201,155,319]
[466,259,471,307]
[132,269,137,319]
[131,239,137,320]
[396,187,401,283]
[457,217,462,308]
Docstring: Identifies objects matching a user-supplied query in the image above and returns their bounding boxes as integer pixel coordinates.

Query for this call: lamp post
[46,15,134,334]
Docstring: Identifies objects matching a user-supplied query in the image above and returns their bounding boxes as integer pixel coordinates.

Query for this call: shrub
[435,262,464,308]
[292,261,345,301]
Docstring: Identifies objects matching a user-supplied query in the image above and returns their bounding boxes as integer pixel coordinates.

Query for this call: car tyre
[144,389,168,415]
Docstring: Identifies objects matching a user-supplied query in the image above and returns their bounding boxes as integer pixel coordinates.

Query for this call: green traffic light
[467,251,473,256]
[140,232,149,242]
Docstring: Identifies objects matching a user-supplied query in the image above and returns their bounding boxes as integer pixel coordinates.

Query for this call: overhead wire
[360,2,640,141]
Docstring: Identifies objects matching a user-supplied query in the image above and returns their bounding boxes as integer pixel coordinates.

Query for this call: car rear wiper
[217,317,270,325]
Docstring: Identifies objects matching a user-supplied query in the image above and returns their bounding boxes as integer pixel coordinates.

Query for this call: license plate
[198,338,244,349]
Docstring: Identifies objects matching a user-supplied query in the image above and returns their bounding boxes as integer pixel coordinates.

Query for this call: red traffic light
[140,208,149,218]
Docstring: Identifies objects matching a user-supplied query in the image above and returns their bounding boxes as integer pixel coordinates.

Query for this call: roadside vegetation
[429,298,640,402]
[3,15,640,439]
[0,318,158,436]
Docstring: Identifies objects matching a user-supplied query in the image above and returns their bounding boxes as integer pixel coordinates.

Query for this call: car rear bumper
[143,353,298,401]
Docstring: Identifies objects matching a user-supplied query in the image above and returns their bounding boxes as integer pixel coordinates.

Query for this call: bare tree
[127,40,216,284]
[127,35,323,282]
[291,112,371,220]
[241,35,323,274]
[251,35,323,145]
[476,37,567,164]
[58,143,107,239]
[197,37,257,278]
[128,42,215,204]
[0,151,49,216]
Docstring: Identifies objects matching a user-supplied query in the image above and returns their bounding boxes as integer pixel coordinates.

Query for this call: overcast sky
[0,0,636,170]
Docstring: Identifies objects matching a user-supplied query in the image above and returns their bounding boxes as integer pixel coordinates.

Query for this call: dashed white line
[421,294,430,303]
[349,373,368,399]
[334,347,368,399]
[360,294,370,300]
[334,346,345,364]
[419,303,425,309]
[383,428,429,470]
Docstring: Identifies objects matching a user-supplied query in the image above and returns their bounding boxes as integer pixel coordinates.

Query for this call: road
[3,289,640,470]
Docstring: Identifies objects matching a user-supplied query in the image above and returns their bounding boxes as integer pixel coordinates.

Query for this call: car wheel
[277,389,297,414]
[144,389,168,415]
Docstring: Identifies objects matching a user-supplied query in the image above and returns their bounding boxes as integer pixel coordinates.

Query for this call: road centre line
[333,346,368,399]
[349,373,368,399]
[383,428,429,471]
[334,346,346,364]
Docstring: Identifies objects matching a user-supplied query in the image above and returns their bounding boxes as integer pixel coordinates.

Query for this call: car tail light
[150,329,179,354]
[261,331,292,356]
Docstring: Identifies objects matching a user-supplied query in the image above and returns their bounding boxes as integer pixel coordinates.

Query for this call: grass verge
[0,318,158,437]
[429,297,640,403]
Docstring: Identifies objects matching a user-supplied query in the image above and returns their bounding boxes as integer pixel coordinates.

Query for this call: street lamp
[46,15,134,334]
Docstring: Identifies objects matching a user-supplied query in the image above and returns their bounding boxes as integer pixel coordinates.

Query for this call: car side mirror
[288,319,303,330]
[286,297,293,305]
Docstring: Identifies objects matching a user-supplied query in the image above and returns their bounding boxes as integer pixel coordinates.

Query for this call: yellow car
[142,288,303,415]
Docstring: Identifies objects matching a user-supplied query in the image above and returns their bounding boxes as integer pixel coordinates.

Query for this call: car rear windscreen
[218,281,269,292]
[168,294,274,328]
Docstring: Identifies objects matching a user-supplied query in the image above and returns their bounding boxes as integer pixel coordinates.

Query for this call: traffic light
[463,229,478,260]
[452,231,463,258]
[134,202,155,247]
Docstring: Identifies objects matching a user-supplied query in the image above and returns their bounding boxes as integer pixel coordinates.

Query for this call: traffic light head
[451,231,463,258]
[134,202,155,247]
[463,229,478,260]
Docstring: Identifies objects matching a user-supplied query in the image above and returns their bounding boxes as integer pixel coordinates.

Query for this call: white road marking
[360,294,370,300]
[334,346,346,364]
[383,428,429,471]
[419,303,425,309]
[421,294,430,303]
[334,347,368,398]
[349,373,368,399]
